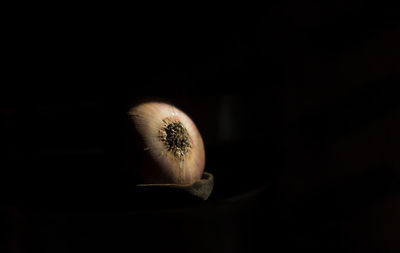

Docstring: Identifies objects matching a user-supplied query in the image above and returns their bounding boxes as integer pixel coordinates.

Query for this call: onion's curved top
[128,102,205,184]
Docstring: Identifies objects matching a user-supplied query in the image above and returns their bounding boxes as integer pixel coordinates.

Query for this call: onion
[128,101,205,185]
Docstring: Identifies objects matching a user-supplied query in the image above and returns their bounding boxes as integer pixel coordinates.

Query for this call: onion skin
[128,101,205,185]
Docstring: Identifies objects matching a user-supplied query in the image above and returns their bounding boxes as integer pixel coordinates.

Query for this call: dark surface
[136,172,214,201]
[2,2,400,252]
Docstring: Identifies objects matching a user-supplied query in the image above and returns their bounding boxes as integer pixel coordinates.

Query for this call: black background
[1,2,400,252]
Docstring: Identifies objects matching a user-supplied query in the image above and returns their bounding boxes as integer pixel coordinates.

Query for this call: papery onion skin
[128,101,205,185]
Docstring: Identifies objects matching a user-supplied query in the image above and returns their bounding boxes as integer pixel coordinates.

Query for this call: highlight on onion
[128,101,205,185]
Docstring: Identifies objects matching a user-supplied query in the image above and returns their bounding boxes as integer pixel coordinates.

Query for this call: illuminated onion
[128,101,205,185]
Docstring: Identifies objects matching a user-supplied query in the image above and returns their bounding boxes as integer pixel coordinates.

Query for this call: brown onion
[128,101,205,185]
